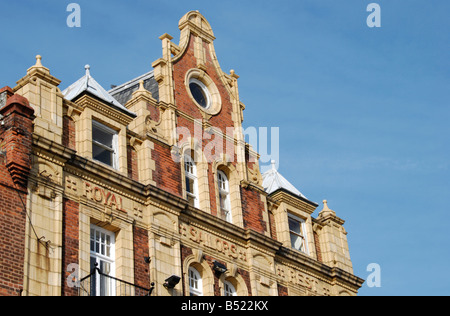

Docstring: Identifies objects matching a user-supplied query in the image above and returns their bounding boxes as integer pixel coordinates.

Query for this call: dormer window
[92,120,118,169]
[288,214,307,254]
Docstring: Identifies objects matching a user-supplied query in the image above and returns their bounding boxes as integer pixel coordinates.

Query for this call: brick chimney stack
[0,89,35,190]
[0,88,34,296]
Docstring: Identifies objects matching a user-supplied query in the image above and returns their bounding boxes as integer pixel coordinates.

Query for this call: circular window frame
[185,68,222,116]
[189,78,211,110]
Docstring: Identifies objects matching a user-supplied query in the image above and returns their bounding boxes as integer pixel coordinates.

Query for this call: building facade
[0,11,364,296]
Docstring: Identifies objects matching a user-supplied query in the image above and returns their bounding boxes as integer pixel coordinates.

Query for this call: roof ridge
[109,70,155,94]
[262,161,307,199]
[62,65,136,118]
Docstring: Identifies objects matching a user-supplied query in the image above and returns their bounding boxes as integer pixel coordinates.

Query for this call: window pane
[224,281,237,296]
[185,159,194,175]
[290,233,303,251]
[93,143,113,166]
[106,235,111,257]
[189,267,202,296]
[187,194,196,207]
[218,173,226,190]
[93,125,114,148]
[186,177,195,194]
[219,193,228,210]
[288,217,301,235]
[189,82,208,108]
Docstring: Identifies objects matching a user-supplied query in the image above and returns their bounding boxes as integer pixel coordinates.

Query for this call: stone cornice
[276,246,365,291]
[74,94,136,126]
[269,189,318,214]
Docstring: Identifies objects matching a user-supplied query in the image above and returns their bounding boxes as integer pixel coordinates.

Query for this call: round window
[189,78,210,109]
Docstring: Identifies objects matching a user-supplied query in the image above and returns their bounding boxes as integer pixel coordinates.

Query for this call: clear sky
[1,0,449,296]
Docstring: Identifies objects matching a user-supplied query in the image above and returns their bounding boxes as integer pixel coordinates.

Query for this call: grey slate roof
[62,65,136,118]
[109,71,159,106]
[262,161,308,199]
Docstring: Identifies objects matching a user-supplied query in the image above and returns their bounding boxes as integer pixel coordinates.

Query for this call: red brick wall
[0,154,27,296]
[133,225,150,289]
[180,245,193,295]
[147,101,160,122]
[277,283,289,296]
[268,210,277,241]
[152,141,182,198]
[127,145,139,182]
[314,231,323,263]
[61,199,79,296]
[62,116,76,150]
[237,268,252,296]
[173,35,236,127]
[203,254,223,296]
[0,91,33,296]
[1,94,34,189]
[240,187,267,234]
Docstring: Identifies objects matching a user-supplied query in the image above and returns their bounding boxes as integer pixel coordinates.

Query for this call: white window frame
[223,280,237,296]
[288,213,309,255]
[188,267,203,296]
[217,170,231,223]
[189,78,211,109]
[92,120,119,170]
[184,154,199,208]
[90,224,116,296]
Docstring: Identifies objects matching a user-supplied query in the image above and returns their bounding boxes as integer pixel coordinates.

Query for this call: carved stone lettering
[83,182,125,212]
[179,223,246,262]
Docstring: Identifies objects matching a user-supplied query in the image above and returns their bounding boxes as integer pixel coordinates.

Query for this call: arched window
[185,154,199,208]
[223,280,237,296]
[217,170,231,223]
[188,267,203,296]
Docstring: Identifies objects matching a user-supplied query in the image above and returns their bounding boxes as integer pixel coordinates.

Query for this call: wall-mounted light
[213,260,227,274]
[144,256,151,264]
[164,275,181,289]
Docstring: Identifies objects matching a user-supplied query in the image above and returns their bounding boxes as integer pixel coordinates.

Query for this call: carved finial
[271,160,277,171]
[230,69,239,79]
[138,80,145,91]
[85,64,91,76]
[28,54,49,74]
[320,199,336,217]
[131,79,153,100]
[35,55,43,67]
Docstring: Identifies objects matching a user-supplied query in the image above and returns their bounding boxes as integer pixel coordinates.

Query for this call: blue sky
[1,0,449,296]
